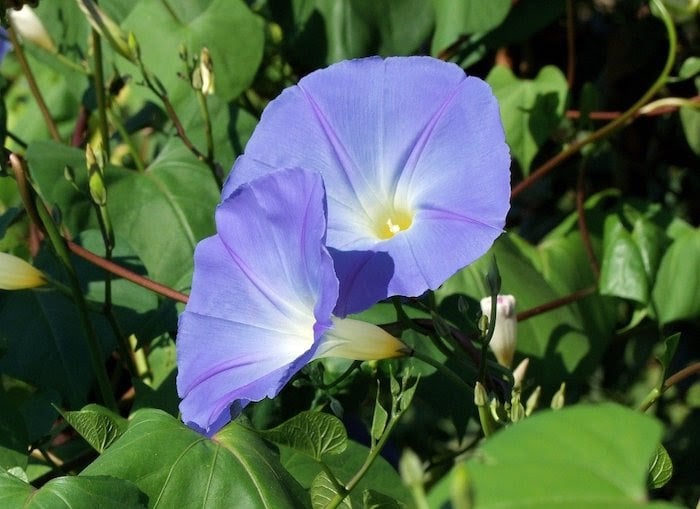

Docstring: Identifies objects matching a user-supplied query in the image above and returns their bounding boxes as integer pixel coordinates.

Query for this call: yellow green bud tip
[0,252,48,290]
[313,317,410,361]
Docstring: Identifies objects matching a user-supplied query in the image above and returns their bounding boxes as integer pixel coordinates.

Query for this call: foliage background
[0,0,698,507]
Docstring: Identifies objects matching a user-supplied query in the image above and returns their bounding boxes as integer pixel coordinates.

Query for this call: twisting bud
[0,252,47,290]
[480,294,517,368]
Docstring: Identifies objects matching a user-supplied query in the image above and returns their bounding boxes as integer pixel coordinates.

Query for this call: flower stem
[91,26,111,158]
[411,349,473,394]
[639,361,700,412]
[7,24,61,142]
[35,198,117,411]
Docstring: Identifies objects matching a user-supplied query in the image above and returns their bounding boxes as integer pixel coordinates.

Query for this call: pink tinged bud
[0,252,47,290]
[480,294,517,368]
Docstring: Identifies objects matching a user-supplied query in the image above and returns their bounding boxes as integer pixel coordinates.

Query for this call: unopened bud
[8,5,56,52]
[525,385,541,416]
[512,357,529,388]
[550,382,566,410]
[480,294,517,368]
[77,0,135,62]
[0,252,47,290]
[474,381,488,407]
[199,47,214,95]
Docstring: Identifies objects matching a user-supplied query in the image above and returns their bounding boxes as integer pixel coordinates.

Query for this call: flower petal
[224,56,510,314]
[177,168,338,435]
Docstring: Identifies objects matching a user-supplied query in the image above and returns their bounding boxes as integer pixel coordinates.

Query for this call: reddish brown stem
[565,0,575,88]
[576,164,600,279]
[516,285,597,322]
[67,240,189,304]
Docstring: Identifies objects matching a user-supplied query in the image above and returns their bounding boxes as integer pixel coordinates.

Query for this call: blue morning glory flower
[224,56,511,316]
[177,168,407,436]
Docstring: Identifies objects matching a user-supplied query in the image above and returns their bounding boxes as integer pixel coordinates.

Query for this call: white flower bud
[480,294,517,368]
[9,5,57,53]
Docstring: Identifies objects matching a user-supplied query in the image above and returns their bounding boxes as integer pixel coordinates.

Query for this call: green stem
[196,90,222,188]
[411,350,473,394]
[511,0,677,199]
[159,0,182,24]
[91,27,111,158]
[639,361,700,412]
[35,200,117,411]
[326,413,405,509]
[107,108,147,171]
[478,290,498,385]
[7,25,61,142]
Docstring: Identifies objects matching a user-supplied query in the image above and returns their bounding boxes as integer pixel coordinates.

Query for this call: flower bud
[512,357,529,388]
[199,47,214,95]
[480,294,517,368]
[0,252,47,290]
[8,5,56,52]
[76,0,135,62]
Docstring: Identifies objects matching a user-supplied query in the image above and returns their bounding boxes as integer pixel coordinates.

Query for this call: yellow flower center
[374,208,413,240]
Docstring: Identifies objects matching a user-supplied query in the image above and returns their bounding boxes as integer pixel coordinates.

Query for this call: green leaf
[106,144,219,288]
[652,228,700,324]
[121,0,264,103]
[0,393,29,471]
[428,404,684,509]
[680,104,700,156]
[657,333,681,384]
[27,140,219,289]
[363,489,406,509]
[259,410,348,461]
[310,471,349,509]
[281,440,411,508]
[371,387,389,442]
[487,65,568,174]
[0,470,147,508]
[599,216,649,303]
[431,0,511,54]
[678,56,700,80]
[648,444,673,489]
[0,289,112,407]
[272,0,433,68]
[82,409,308,508]
[631,217,668,286]
[60,404,128,453]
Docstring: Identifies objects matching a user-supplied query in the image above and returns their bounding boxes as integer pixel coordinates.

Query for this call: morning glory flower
[177,168,407,436]
[224,56,511,315]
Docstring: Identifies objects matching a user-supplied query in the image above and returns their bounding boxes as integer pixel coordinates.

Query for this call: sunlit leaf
[0,470,147,508]
[259,410,347,461]
[82,409,308,507]
[487,65,568,174]
[281,440,411,508]
[310,470,349,509]
[431,0,510,54]
[121,0,264,103]
[428,404,684,509]
[60,404,128,453]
